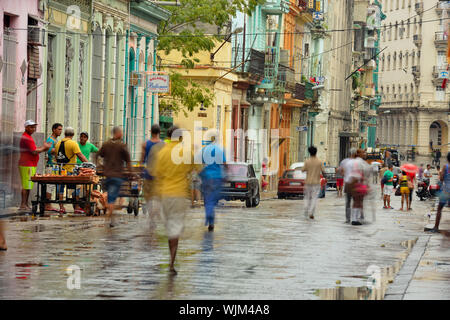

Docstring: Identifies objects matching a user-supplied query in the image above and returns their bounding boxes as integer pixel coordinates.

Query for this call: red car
[278,169,327,199]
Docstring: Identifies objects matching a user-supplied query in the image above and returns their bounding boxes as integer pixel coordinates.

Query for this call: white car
[289,162,304,170]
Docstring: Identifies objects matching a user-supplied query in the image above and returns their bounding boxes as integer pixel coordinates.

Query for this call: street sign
[147,74,170,93]
[438,71,449,79]
[296,126,308,132]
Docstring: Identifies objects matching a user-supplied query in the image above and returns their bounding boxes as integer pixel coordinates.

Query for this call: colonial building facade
[378,0,450,156]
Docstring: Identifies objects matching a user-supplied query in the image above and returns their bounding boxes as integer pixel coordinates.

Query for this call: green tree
[157,0,264,114]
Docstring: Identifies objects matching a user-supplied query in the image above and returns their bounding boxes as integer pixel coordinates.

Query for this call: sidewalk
[385,204,450,300]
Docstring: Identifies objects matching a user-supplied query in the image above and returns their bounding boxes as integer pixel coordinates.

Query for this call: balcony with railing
[432,65,448,86]
[436,1,450,16]
[278,64,295,92]
[434,32,448,48]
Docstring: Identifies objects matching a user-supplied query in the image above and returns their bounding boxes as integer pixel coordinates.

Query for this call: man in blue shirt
[45,123,62,211]
[199,134,226,231]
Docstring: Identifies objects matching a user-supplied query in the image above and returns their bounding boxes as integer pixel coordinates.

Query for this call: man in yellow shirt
[54,127,88,213]
[153,125,201,275]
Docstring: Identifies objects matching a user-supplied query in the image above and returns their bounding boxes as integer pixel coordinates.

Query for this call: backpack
[56,141,73,164]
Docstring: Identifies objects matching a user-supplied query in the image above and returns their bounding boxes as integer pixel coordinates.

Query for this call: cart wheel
[133,199,139,216]
[32,204,38,215]
[127,203,133,214]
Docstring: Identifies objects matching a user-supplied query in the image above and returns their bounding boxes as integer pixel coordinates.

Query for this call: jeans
[345,190,352,222]
[304,184,320,217]
[105,177,125,204]
[201,178,222,226]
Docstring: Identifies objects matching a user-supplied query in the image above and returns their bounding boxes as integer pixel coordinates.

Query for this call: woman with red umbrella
[400,164,418,210]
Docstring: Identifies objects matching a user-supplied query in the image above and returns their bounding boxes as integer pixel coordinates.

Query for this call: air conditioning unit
[129,72,143,87]
[28,26,45,46]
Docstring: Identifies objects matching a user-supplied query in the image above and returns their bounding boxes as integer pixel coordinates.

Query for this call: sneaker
[309,215,314,220]
[351,221,362,225]
[208,225,214,232]
[388,206,394,209]
[425,227,439,233]
[383,206,388,209]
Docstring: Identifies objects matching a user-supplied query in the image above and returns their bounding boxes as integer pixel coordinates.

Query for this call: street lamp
[210,27,243,61]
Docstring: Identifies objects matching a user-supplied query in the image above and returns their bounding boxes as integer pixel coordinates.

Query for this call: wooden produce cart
[31,175,100,216]
[96,164,144,216]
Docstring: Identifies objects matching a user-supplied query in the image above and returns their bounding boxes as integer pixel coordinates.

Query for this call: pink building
[0,0,45,202]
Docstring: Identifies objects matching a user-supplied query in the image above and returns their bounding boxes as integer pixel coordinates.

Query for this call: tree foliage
[157,0,265,114]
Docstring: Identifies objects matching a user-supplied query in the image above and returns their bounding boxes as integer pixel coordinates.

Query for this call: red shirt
[19,132,39,167]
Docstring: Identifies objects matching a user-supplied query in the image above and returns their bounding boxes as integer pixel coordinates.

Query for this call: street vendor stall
[31,164,99,216]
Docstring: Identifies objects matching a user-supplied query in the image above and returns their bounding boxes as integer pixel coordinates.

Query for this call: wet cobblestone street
[0,190,448,299]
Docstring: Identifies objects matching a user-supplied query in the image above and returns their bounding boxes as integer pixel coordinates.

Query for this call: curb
[384,235,431,300]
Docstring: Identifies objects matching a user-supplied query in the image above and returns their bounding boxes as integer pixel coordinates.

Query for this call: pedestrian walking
[54,127,88,214]
[141,124,165,216]
[336,166,344,197]
[302,146,324,220]
[435,149,442,167]
[190,170,202,207]
[153,126,200,274]
[199,134,226,231]
[408,170,416,210]
[96,126,132,227]
[428,152,450,233]
[348,149,370,225]
[371,162,380,184]
[45,123,63,212]
[382,164,394,209]
[418,164,424,180]
[0,221,6,251]
[424,164,432,184]
[339,148,357,223]
[18,120,51,211]
[399,171,411,211]
[261,157,269,192]
[379,164,388,199]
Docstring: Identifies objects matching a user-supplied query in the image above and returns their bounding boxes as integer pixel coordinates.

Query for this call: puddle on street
[315,238,418,300]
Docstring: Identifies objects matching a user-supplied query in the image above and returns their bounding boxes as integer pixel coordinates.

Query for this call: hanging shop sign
[147,74,170,93]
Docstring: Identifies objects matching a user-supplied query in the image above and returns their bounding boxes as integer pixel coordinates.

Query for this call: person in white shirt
[339,148,357,223]
[423,164,432,183]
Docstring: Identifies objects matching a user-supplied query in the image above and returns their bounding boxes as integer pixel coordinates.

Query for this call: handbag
[354,183,368,196]
[381,176,388,185]
[395,187,401,196]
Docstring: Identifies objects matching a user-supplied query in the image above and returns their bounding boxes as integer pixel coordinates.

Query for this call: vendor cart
[97,164,144,216]
[31,175,100,216]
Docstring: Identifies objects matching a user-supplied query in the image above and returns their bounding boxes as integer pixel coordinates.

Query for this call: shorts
[439,191,450,206]
[336,178,344,187]
[19,166,36,190]
[105,177,125,204]
[383,185,393,196]
[400,187,410,194]
[161,197,189,239]
[191,179,201,191]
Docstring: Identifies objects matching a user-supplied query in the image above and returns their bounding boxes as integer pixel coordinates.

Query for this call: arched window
[393,51,397,70]
[407,19,410,37]
[395,21,398,40]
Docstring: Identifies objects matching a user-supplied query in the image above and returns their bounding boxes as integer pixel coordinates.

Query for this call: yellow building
[160,41,237,150]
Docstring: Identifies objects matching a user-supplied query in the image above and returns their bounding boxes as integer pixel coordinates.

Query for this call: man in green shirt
[383,164,394,209]
[77,132,98,164]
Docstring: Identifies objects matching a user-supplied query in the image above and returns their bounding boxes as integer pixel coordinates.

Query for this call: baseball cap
[24,120,37,127]
[80,131,89,138]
